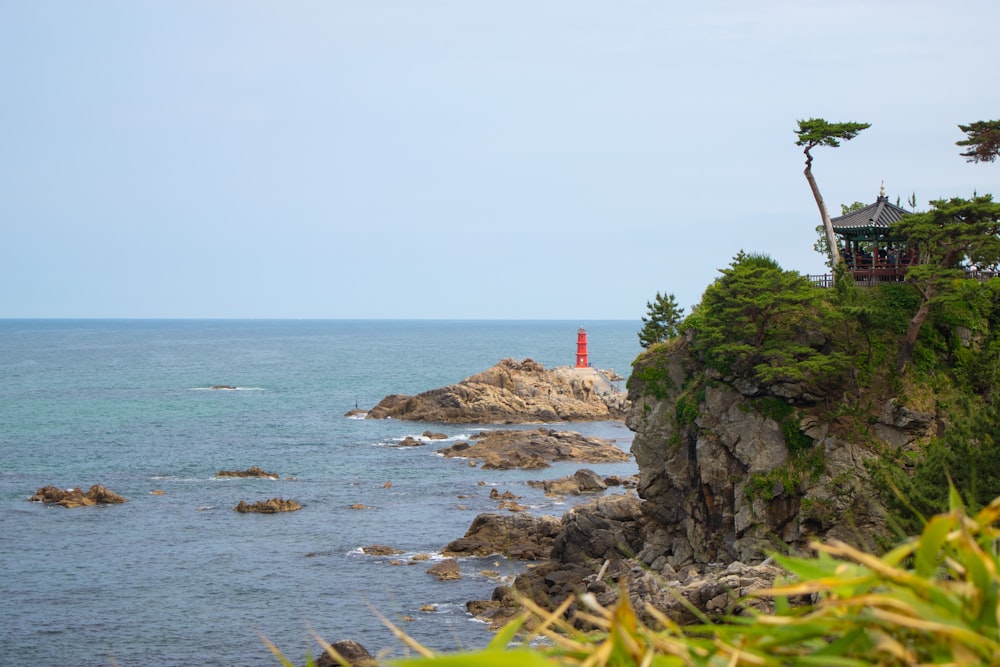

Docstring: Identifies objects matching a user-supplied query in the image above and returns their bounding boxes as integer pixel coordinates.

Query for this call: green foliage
[638,291,684,348]
[875,397,1000,535]
[755,397,813,455]
[685,252,847,390]
[628,340,678,401]
[957,119,1000,163]
[840,201,866,215]
[894,194,1000,271]
[674,390,700,428]
[795,118,872,149]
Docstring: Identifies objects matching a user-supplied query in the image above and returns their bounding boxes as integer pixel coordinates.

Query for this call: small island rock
[29,484,126,508]
[233,498,302,513]
[367,358,627,423]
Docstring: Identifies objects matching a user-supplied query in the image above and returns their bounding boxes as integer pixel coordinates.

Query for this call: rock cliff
[625,336,939,566]
[366,358,627,423]
[472,335,943,624]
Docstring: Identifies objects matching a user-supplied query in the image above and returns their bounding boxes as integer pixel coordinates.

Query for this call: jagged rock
[437,428,630,470]
[443,512,561,560]
[366,358,628,423]
[29,484,126,507]
[216,466,279,479]
[233,498,302,513]
[422,431,449,439]
[427,559,462,580]
[314,639,377,667]
[527,468,608,496]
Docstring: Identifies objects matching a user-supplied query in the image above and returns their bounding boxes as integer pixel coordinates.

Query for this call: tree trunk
[895,288,934,374]
[803,164,842,277]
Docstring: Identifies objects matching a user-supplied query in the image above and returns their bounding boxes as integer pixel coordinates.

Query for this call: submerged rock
[361,544,403,556]
[216,466,279,479]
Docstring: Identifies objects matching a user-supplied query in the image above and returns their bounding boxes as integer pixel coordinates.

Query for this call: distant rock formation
[29,484,126,508]
[233,498,302,513]
[216,466,279,479]
[436,428,630,470]
[366,358,628,423]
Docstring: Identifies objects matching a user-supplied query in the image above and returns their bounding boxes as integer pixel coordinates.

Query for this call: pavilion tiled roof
[832,195,911,232]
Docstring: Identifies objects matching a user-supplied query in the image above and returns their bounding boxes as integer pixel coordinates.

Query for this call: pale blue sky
[2,1,997,319]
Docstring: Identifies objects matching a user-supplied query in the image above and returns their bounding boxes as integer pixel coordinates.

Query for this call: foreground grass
[271,487,1000,666]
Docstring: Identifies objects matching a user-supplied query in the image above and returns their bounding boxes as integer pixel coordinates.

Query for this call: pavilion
[831,183,914,284]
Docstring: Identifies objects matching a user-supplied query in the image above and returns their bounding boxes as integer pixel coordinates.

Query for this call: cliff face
[626,336,939,567]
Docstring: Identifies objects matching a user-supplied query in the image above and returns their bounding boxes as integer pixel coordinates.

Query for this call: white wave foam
[189,386,265,391]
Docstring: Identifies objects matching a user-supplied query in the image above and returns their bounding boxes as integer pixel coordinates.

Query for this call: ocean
[0,319,641,667]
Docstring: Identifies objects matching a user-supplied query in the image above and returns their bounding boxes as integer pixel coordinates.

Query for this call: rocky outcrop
[233,498,302,513]
[466,493,782,628]
[367,358,627,423]
[216,466,279,479]
[29,484,126,507]
[436,429,630,470]
[442,512,562,560]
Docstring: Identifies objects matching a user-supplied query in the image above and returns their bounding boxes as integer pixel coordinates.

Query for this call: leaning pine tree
[795,118,870,281]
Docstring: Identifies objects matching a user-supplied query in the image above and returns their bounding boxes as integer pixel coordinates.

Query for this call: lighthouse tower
[575,328,589,368]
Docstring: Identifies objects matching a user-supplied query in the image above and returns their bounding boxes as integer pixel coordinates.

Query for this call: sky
[1,1,998,320]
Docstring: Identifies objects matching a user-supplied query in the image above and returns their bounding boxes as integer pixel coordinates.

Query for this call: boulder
[527,468,609,496]
[314,639,377,667]
[427,559,462,581]
[367,358,628,423]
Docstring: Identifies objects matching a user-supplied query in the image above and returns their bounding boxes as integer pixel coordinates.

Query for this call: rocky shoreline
[344,343,942,647]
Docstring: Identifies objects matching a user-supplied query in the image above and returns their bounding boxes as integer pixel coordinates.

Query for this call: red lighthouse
[575,328,589,368]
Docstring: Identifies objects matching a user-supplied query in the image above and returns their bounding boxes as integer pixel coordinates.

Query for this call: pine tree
[638,291,684,348]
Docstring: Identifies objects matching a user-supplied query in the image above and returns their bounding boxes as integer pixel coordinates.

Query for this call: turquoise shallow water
[0,319,641,666]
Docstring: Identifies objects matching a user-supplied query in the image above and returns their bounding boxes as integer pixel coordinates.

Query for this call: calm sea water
[0,320,641,667]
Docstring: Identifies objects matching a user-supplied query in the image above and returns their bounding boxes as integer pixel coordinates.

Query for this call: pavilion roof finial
[880,180,886,198]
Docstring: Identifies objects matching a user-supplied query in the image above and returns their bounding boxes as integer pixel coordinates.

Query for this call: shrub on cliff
[684,252,849,392]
